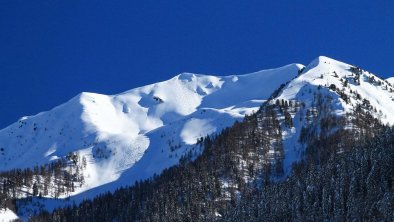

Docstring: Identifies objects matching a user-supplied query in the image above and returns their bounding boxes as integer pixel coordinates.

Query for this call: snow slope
[278,56,394,124]
[387,77,394,85]
[274,56,394,174]
[0,208,18,222]
[3,56,394,219]
[0,63,302,198]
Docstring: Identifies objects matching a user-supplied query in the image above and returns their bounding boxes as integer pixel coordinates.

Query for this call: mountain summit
[1,56,394,220]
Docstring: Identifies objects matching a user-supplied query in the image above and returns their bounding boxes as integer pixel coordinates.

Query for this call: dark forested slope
[30,91,394,221]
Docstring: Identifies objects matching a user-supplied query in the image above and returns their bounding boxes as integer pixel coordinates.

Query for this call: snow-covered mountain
[2,56,394,220]
[273,56,394,174]
[278,56,394,125]
[0,63,302,198]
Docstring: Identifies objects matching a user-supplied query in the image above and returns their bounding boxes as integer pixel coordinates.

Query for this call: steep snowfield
[0,63,302,198]
[275,56,394,174]
[278,56,394,124]
[387,77,394,85]
[0,208,18,222]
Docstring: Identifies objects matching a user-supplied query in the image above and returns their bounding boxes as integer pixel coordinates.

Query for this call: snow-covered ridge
[279,56,394,124]
[274,56,394,174]
[387,77,394,85]
[0,63,302,198]
[2,56,394,219]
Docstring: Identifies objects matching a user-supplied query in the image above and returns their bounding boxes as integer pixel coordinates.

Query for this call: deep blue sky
[1,1,393,128]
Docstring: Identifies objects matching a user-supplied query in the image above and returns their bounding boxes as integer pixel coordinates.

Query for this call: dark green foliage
[229,126,394,221]
[27,93,394,221]
[30,103,289,222]
[284,111,293,128]
[0,153,86,213]
[343,78,348,87]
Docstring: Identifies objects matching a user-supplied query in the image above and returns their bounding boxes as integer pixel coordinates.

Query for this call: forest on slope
[28,91,394,221]
[3,57,394,221]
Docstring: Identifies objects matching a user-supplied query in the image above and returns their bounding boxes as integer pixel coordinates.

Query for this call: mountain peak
[310,55,341,64]
[175,72,199,81]
[302,56,351,75]
[279,55,394,125]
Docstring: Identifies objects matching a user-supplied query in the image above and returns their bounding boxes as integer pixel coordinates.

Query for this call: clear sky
[1,0,393,128]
